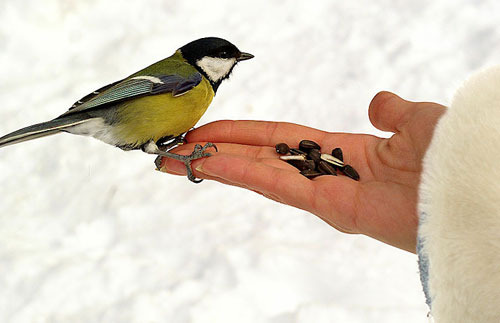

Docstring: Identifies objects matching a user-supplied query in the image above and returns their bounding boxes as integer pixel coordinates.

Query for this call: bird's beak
[237,52,254,61]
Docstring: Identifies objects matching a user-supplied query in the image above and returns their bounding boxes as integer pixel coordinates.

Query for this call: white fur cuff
[418,66,500,322]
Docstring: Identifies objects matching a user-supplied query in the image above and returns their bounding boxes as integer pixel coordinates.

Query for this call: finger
[185,120,329,147]
[159,148,296,176]
[185,120,372,169]
[368,91,417,133]
[168,142,279,160]
[161,149,314,205]
[160,142,299,174]
[156,140,300,175]
[194,153,317,207]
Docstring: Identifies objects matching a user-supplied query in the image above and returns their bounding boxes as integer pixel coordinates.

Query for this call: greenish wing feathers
[60,73,202,117]
[69,79,123,110]
[77,78,153,110]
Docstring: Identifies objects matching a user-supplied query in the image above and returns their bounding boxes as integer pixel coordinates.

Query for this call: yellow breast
[112,77,214,147]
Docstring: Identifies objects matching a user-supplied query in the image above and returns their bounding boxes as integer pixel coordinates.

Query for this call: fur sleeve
[418,66,500,322]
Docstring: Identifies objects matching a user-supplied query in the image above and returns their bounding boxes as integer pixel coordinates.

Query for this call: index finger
[187,120,376,173]
[186,120,329,147]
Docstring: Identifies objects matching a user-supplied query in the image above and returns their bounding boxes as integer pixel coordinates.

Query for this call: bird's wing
[62,73,202,116]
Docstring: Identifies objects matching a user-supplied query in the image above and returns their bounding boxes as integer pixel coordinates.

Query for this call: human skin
[158,91,446,253]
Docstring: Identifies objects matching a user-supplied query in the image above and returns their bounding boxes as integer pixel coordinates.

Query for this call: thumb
[368,91,416,133]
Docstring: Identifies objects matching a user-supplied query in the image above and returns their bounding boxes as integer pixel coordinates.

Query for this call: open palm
[159,92,446,252]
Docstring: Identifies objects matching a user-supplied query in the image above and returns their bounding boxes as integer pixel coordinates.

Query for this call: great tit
[0,37,253,183]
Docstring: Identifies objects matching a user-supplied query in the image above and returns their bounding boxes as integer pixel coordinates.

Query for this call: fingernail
[195,164,209,175]
[161,165,185,175]
[156,158,185,175]
[195,163,217,177]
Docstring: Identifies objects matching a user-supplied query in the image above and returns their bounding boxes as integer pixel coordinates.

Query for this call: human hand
[157,92,446,253]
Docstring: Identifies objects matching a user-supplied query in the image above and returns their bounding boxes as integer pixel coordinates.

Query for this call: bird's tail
[0,117,89,148]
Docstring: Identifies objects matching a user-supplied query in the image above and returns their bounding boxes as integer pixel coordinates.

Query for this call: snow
[1,1,499,322]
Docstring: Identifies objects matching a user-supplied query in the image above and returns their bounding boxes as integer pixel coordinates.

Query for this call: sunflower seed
[320,153,344,167]
[275,143,290,155]
[331,147,343,161]
[287,159,316,171]
[318,160,337,175]
[299,140,321,151]
[307,148,321,162]
[300,169,323,178]
[342,164,360,181]
[279,155,306,161]
[290,148,307,156]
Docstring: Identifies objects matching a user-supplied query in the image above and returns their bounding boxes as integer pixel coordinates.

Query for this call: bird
[0,37,253,183]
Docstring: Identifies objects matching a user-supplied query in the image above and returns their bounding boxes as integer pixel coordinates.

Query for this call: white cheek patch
[196,57,236,82]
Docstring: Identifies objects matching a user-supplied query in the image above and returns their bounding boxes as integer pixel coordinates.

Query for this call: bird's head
[179,37,254,92]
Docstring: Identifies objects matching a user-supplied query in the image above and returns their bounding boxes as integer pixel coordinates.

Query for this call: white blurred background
[0,1,499,322]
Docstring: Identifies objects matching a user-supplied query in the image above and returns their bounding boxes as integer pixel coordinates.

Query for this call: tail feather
[0,118,88,148]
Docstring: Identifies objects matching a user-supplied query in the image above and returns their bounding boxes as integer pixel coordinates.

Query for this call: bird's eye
[219,51,230,59]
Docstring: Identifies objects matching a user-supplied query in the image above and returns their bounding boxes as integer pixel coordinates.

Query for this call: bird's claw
[154,142,218,183]
[183,143,217,182]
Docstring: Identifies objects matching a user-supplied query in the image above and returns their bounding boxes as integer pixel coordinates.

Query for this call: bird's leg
[142,140,217,183]
[156,128,197,151]
[156,134,187,151]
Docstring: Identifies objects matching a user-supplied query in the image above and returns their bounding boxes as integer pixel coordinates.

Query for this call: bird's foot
[152,142,217,183]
